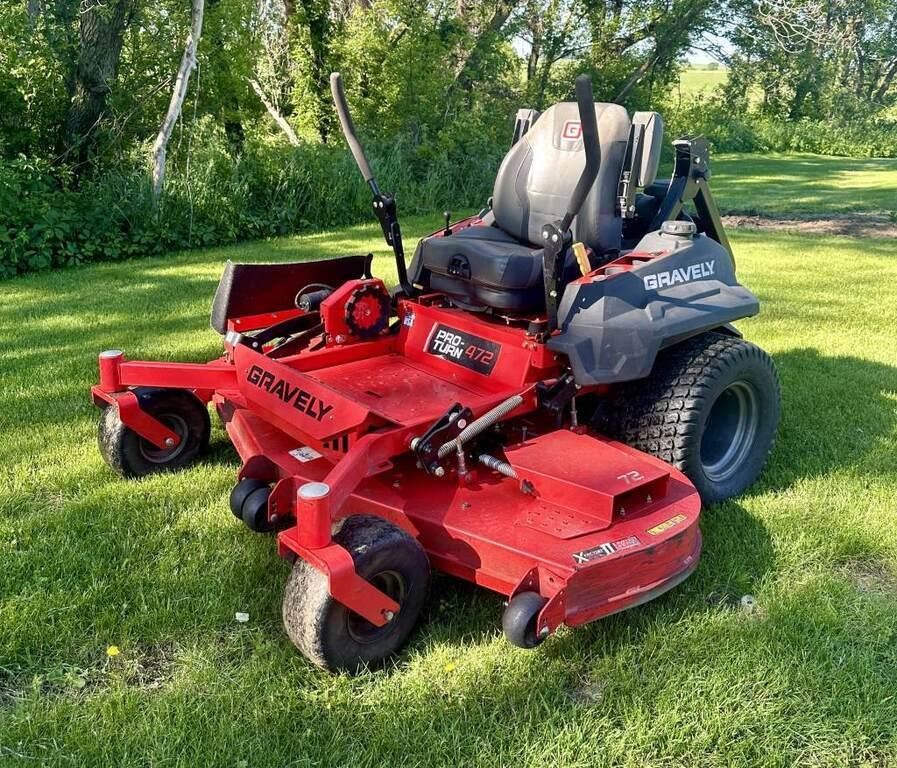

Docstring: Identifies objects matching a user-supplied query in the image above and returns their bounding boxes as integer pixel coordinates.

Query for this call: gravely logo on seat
[643,260,716,291]
[246,365,334,421]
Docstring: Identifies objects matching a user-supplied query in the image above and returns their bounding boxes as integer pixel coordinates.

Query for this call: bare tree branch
[249,77,300,145]
[151,0,204,200]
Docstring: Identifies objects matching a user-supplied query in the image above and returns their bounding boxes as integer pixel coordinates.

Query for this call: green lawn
[676,66,729,98]
[711,153,897,216]
[2,156,897,766]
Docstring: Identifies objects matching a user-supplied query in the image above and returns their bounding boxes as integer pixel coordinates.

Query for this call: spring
[478,453,518,479]
[437,394,524,459]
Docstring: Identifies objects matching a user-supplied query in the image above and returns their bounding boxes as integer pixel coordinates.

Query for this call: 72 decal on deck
[426,324,500,375]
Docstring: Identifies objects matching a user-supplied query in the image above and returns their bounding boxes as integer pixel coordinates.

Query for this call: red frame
[92,268,702,636]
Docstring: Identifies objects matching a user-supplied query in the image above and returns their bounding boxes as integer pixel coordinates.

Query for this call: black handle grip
[560,74,601,231]
[330,72,375,184]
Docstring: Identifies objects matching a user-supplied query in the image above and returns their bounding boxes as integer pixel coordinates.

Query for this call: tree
[151,0,205,199]
[63,0,138,163]
[727,0,897,120]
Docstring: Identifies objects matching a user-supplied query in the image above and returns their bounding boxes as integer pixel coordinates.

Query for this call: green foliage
[2,0,896,277]
[664,92,897,158]
[0,118,501,278]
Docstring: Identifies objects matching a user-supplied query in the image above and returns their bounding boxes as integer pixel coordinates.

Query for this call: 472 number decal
[427,324,500,375]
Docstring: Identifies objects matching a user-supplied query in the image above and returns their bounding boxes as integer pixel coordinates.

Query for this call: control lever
[330,72,414,297]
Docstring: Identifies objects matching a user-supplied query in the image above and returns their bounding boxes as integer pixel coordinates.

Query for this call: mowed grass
[676,66,728,97]
[2,156,897,766]
[711,153,897,216]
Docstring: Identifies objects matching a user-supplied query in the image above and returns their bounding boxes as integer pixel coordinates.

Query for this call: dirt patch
[0,643,177,707]
[722,213,897,239]
[842,559,897,596]
[124,642,177,691]
[568,675,607,706]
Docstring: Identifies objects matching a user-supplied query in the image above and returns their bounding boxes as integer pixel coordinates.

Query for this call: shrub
[0,118,502,278]
[662,93,897,158]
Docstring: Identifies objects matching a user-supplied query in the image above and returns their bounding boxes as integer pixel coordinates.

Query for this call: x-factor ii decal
[573,535,641,564]
[426,324,500,375]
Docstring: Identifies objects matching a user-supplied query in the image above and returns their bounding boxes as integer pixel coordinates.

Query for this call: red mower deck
[90,72,779,671]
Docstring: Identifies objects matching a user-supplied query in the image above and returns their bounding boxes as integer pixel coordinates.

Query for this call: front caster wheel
[282,516,430,673]
[230,478,273,532]
[230,478,268,519]
[502,591,548,649]
[98,387,210,478]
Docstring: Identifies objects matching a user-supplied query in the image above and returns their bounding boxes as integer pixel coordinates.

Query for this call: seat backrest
[631,111,664,187]
[491,101,631,253]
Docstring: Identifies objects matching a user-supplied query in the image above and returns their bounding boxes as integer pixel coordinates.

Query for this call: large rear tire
[599,332,780,505]
[282,516,430,673]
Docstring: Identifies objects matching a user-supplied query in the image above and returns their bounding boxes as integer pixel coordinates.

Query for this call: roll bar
[329,72,413,296]
[541,74,601,331]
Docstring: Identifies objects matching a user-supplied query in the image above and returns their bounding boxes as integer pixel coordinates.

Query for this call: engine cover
[549,230,759,386]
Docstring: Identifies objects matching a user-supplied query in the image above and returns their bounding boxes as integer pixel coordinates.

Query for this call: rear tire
[600,332,780,505]
[98,388,210,478]
[282,516,430,673]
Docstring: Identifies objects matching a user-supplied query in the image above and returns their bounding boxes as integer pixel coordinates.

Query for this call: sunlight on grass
[2,158,897,765]
[712,153,897,215]
[676,67,728,98]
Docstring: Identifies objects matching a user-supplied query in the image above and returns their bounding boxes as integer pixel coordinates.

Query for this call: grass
[711,153,897,216]
[676,66,729,98]
[2,155,897,766]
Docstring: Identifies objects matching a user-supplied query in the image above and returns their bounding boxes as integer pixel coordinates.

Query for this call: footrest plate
[506,430,670,535]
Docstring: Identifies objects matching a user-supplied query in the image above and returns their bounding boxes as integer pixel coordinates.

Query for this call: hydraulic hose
[437,394,524,459]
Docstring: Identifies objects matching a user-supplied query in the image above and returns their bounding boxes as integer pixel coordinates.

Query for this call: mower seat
[409,224,583,312]
[410,100,631,312]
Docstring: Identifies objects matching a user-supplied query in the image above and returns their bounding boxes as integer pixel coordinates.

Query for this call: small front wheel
[502,591,548,649]
[282,516,430,673]
[98,388,211,478]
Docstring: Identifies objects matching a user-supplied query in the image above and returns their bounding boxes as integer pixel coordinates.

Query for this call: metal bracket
[650,137,733,258]
[511,108,540,146]
[372,191,414,297]
[618,121,646,219]
[411,402,473,476]
[536,374,577,423]
[540,221,571,333]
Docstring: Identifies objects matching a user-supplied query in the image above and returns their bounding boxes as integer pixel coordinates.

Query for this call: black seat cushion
[409,225,552,312]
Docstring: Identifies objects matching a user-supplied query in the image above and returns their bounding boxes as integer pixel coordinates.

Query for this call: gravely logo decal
[643,260,716,291]
[246,365,334,422]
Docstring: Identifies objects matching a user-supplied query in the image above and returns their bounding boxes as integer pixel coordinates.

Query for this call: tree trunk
[62,0,135,164]
[249,77,300,145]
[26,0,42,25]
[295,0,333,143]
[151,0,205,200]
[614,55,657,103]
[449,0,519,97]
[873,58,897,103]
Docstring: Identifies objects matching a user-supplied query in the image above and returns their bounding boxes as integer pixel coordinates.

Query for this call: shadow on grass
[748,347,897,495]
